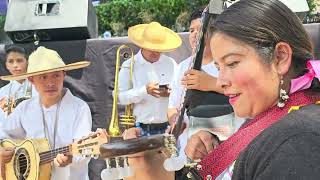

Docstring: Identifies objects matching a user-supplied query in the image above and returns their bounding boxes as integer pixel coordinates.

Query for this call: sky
[0,0,7,16]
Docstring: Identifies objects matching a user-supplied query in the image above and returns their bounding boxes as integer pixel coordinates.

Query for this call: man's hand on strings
[181,69,217,92]
[185,130,219,160]
[95,128,109,143]
[54,154,72,167]
[146,82,161,98]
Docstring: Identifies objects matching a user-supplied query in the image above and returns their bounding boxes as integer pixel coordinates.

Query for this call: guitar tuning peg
[91,154,99,159]
[122,166,134,178]
[115,157,121,168]
[101,168,119,180]
[163,156,186,171]
[82,148,93,155]
[123,157,129,167]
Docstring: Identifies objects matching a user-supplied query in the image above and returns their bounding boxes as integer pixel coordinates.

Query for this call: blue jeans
[136,122,169,136]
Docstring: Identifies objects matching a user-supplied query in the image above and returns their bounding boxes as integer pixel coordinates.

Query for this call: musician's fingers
[185,134,208,160]
[151,90,161,98]
[55,154,72,167]
[183,69,191,76]
[186,83,200,90]
[188,74,199,82]
[182,76,198,87]
[55,154,64,167]
[2,107,8,112]
[181,72,191,82]
[181,79,187,86]
[0,162,5,180]
[0,103,7,111]
[198,131,217,154]
[0,148,14,163]
[0,99,6,109]
[123,128,140,140]
[0,97,6,103]
[193,149,208,160]
[149,82,159,90]
[2,156,12,163]
[96,128,107,136]
[185,143,207,160]
[3,147,14,152]
[95,128,109,143]
[151,94,161,98]
[181,79,191,87]
[184,69,197,76]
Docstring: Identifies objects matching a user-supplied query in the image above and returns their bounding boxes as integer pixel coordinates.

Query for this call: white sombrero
[1,46,90,81]
[128,22,182,52]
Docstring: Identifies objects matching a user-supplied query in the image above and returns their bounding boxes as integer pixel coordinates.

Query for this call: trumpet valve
[119,115,135,128]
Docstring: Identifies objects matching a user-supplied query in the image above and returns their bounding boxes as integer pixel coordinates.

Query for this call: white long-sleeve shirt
[168,56,219,109]
[3,88,92,180]
[168,56,219,161]
[117,50,177,124]
[0,80,38,139]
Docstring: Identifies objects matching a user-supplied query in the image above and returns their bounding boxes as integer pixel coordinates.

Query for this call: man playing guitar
[0,46,92,180]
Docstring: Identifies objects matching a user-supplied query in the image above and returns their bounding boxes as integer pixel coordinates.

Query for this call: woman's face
[5,52,28,75]
[211,33,280,118]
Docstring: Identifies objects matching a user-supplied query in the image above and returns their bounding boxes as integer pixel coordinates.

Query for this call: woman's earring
[277,78,289,108]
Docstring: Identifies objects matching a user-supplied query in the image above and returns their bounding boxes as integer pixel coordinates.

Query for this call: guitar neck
[39,145,71,165]
[38,133,104,165]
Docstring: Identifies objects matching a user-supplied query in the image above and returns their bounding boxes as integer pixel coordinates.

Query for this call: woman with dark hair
[185,0,320,179]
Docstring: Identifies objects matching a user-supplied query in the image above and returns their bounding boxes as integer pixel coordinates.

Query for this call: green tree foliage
[307,0,317,15]
[95,0,208,36]
[0,16,5,29]
[307,0,318,18]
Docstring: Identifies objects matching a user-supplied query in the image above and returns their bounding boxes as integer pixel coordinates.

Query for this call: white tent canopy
[281,0,309,12]
[224,0,309,13]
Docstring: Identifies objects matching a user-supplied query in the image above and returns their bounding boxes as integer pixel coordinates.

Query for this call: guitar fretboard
[39,146,71,165]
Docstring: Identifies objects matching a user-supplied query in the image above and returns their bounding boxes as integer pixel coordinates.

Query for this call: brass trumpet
[102,45,136,180]
[108,44,136,137]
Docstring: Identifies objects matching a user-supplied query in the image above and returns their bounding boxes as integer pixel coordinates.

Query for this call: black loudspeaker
[4,0,98,43]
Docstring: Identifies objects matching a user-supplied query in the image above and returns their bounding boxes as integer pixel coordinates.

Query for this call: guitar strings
[18,150,69,168]
[17,147,70,167]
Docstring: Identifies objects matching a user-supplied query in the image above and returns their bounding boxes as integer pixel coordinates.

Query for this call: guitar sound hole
[14,148,31,180]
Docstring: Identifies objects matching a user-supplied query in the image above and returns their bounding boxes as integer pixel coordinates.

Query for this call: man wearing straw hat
[115,22,181,180]
[0,46,92,180]
[118,21,181,136]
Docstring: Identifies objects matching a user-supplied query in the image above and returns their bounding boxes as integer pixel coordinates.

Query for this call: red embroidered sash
[199,90,320,179]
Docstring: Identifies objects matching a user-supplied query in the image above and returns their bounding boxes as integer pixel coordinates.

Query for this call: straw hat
[128,22,182,52]
[1,46,90,81]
